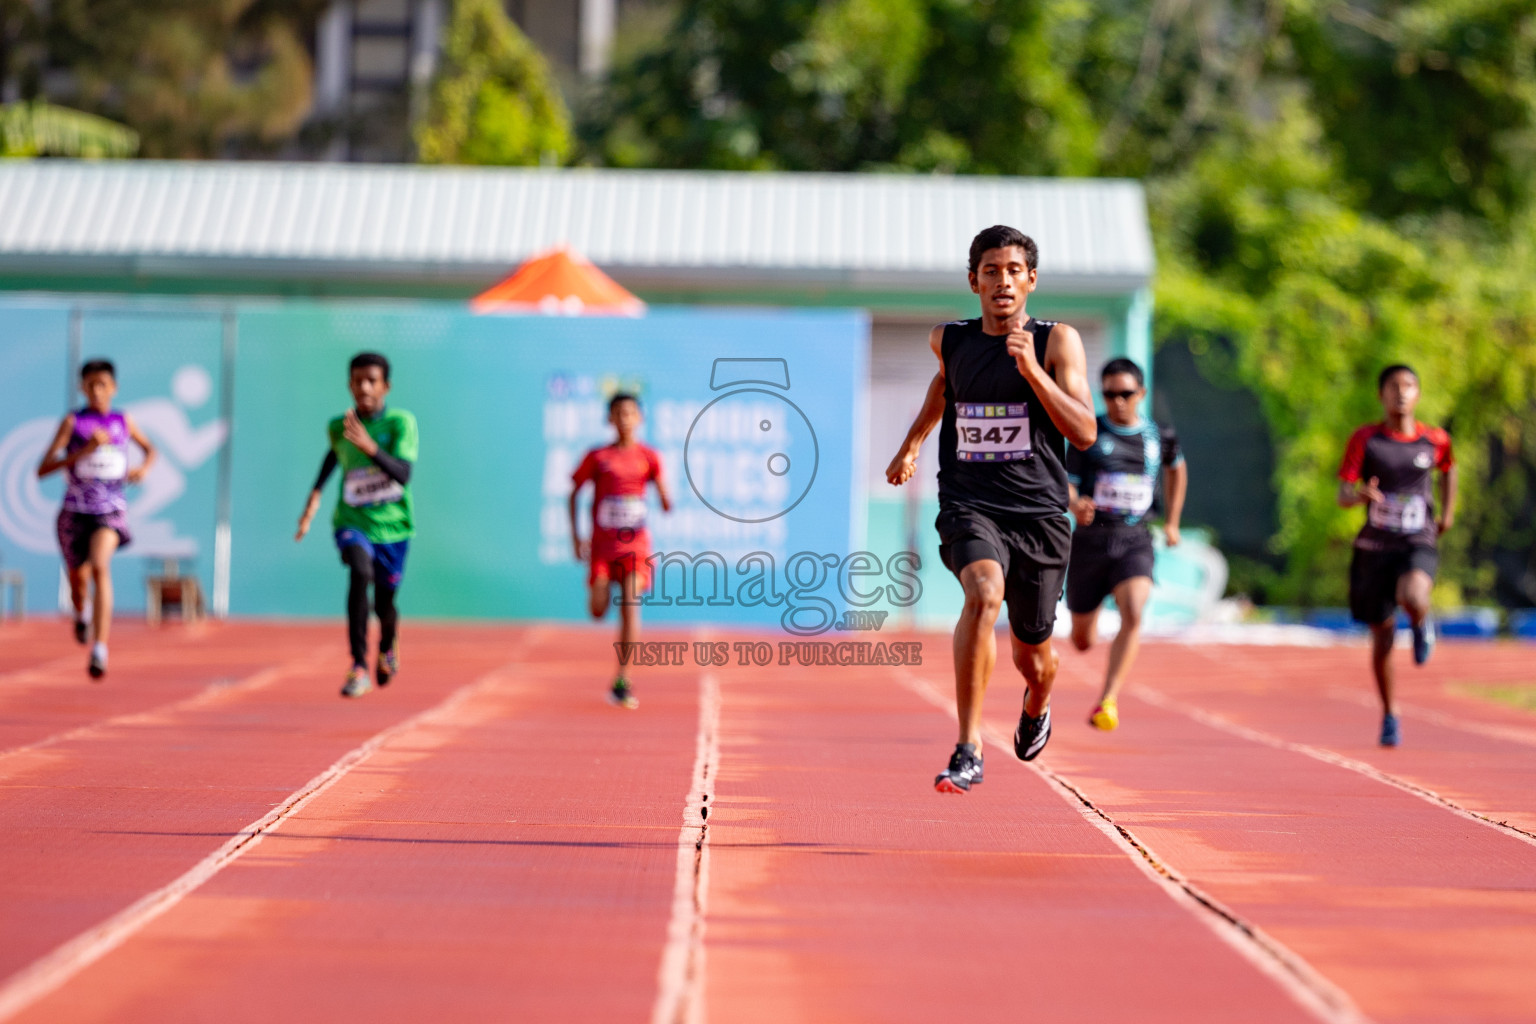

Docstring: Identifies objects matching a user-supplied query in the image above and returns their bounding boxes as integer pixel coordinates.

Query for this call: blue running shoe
[1379,713,1400,747]
[1412,618,1434,666]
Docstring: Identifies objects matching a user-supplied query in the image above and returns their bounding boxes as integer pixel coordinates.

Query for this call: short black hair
[609,392,640,414]
[80,359,115,381]
[968,225,1038,274]
[349,351,391,382]
[1378,363,1417,391]
[1101,358,1145,387]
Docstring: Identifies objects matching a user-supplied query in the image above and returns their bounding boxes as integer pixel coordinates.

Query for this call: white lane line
[0,648,331,766]
[1136,686,1536,849]
[896,670,1371,1024]
[651,672,720,1024]
[0,662,520,1023]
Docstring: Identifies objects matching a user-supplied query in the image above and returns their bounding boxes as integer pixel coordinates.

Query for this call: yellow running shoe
[1089,697,1119,731]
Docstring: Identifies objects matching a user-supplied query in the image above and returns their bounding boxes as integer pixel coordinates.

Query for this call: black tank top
[937,318,1070,520]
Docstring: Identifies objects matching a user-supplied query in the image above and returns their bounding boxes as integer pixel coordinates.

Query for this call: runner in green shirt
[295,352,418,698]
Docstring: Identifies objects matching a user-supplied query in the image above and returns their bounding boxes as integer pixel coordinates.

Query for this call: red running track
[1,620,1534,1023]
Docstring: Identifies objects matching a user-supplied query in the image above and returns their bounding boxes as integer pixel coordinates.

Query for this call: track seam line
[0,647,333,766]
[896,669,1371,1024]
[1136,686,1536,849]
[0,649,535,1023]
[651,672,720,1024]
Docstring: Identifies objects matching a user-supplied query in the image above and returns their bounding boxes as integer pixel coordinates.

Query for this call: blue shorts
[335,529,410,588]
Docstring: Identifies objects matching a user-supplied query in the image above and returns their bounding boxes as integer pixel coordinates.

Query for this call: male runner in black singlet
[1066,357,1187,731]
[1337,364,1456,747]
[887,225,1096,793]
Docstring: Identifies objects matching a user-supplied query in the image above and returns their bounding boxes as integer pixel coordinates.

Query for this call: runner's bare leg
[954,560,1005,751]
[1369,619,1396,714]
[1397,569,1432,628]
[1011,633,1059,716]
[1101,575,1152,704]
[88,529,119,646]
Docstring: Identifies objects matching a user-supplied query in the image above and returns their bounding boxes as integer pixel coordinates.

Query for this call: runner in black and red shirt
[1337,364,1457,747]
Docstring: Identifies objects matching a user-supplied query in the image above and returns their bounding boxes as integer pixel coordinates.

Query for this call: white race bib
[1093,472,1154,515]
[344,466,405,507]
[956,403,1032,462]
[76,445,128,481]
[596,495,647,531]
[1369,492,1427,533]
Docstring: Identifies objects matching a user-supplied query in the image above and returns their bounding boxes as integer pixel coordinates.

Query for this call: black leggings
[343,545,398,666]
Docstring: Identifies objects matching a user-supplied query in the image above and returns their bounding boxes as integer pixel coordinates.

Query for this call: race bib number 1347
[956,403,1032,462]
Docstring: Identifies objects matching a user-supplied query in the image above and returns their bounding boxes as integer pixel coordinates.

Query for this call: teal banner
[230,304,870,627]
[2,298,872,627]
[0,303,229,613]
[0,302,71,611]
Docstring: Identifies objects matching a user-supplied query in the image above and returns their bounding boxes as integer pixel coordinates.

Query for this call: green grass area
[1452,683,1536,714]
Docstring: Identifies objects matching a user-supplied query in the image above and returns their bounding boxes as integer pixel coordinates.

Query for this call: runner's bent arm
[368,448,412,486]
[1010,323,1096,449]
[124,414,157,484]
[36,415,80,478]
[568,483,588,561]
[1337,479,1383,507]
[886,327,947,486]
[295,450,337,542]
[1163,460,1187,546]
[1438,463,1457,533]
[340,409,412,484]
[1336,427,1382,507]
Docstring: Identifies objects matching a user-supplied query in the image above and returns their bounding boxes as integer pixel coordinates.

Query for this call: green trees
[41,0,322,157]
[585,0,1097,174]
[1147,5,1536,606]
[415,0,571,166]
[0,100,139,157]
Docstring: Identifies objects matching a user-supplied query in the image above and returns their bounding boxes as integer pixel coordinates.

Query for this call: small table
[146,561,203,626]
[0,570,22,620]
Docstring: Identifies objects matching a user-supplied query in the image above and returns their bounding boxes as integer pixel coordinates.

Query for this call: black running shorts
[1065,524,1155,615]
[1349,545,1438,625]
[936,504,1071,645]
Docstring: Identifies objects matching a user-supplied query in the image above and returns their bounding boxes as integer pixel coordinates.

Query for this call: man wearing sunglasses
[887,225,1097,793]
[1064,358,1187,730]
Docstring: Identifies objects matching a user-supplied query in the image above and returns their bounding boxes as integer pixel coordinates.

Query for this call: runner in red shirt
[1337,364,1457,747]
[570,393,671,708]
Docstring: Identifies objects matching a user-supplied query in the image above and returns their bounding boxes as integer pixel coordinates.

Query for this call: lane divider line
[1137,686,1536,849]
[0,658,527,1023]
[0,647,333,767]
[651,672,720,1024]
[896,669,1371,1024]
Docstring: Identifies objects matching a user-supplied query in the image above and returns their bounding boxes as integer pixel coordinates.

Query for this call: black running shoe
[1412,618,1434,666]
[609,677,638,709]
[87,644,107,680]
[1013,697,1052,761]
[376,647,398,687]
[73,619,88,645]
[934,743,984,793]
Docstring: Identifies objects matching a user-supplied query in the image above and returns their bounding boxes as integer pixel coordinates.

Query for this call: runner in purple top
[38,359,157,679]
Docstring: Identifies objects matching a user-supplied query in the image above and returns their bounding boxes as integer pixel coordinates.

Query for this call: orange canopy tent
[470,247,646,316]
